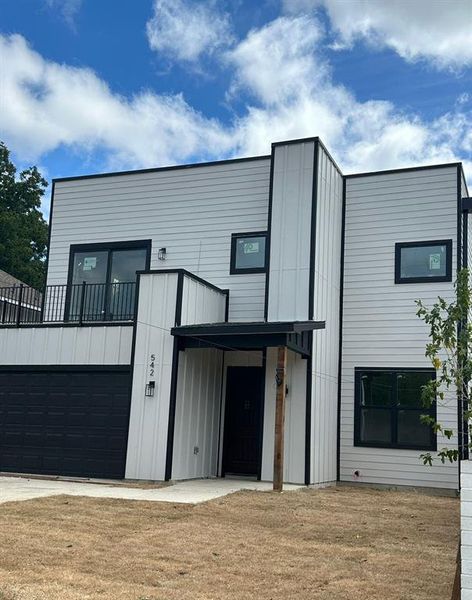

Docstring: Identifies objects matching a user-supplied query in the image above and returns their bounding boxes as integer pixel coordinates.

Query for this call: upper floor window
[230,232,268,274]
[395,240,452,284]
[66,240,151,320]
[354,369,436,451]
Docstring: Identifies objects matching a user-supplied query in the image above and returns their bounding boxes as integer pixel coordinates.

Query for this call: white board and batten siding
[461,460,472,598]
[267,141,314,321]
[263,140,315,484]
[125,272,179,481]
[172,348,223,480]
[340,166,459,489]
[171,275,227,480]
[0,326,132,365]
[50,159,270,322]
[126,271,227,481]
[310,145,343,485]
[264,140,343,485]
[180,275,226,326]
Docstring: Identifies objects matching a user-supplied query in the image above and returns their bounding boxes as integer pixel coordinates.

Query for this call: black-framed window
[395,240,452,284]
[66,240,151,321]
[230,232,268,274]
[354,369,436,450]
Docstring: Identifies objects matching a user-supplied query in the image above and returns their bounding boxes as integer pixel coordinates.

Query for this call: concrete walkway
[0,476,303,505]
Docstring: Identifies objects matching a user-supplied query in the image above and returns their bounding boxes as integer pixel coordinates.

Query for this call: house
[0,136,468,490]
[0,269,42,325]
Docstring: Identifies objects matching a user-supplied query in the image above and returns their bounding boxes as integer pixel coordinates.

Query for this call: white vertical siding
[461,460,472,597]
[0,326,132,365]
[340,166,459,489]
[261,348,306,484]
[49,159,270,322]
[267,142,315,321]
[172,348,223,480]
[310,146,343,484]
[171,276,226,480]
[180,275,226,326]
[125,272,178,480]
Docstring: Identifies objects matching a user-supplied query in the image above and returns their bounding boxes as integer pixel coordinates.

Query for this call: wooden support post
[451,544,461,600]
[273,346,287,492]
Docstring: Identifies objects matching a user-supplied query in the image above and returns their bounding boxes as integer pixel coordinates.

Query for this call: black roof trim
[171,320,325,337]
[345,162,462,180]
[53,154,271,183]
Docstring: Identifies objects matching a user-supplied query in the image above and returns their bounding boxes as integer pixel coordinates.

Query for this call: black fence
[0,282,137,325]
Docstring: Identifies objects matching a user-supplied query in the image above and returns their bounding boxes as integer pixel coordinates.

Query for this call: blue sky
[1,0,471,217]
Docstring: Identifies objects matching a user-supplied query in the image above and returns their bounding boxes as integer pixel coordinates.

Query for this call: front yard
[0,485,458,600]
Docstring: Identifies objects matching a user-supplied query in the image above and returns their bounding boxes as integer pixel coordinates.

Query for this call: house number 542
[149,354,156,377]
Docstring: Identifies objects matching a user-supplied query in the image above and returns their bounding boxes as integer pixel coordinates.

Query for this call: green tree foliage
[0,141,48,289]
[416,268,472,465]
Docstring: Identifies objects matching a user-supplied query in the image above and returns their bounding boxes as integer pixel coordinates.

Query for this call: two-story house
[0,136,468,490]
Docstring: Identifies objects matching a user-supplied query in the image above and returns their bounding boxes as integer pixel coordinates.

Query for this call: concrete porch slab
[0,476,303,505]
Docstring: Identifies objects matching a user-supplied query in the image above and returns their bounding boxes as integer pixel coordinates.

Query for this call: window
[230,232,268,274]
[395,240,452,284]
[354,369,436,450]
[66,240,151,320]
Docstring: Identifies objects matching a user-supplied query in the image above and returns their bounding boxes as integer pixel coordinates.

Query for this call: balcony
[0,282,137,326]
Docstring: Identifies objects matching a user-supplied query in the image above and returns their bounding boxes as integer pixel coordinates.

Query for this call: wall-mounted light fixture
[145,381,155,397]
[158,247,167,261]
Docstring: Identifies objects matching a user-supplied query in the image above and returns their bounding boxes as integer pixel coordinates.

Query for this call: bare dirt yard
[0,485,458,600]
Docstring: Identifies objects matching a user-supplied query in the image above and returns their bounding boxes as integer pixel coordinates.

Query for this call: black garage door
[0,367,132,479]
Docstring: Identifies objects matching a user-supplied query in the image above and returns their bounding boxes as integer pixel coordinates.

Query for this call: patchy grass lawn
[0,485,458,600]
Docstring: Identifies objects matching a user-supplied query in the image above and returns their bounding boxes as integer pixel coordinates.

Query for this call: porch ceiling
[171,320,325,357]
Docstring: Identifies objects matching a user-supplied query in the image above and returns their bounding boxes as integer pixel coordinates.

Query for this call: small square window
[230,232,267,274]
[395,240,452,284]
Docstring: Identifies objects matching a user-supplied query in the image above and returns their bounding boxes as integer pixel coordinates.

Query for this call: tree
[416,268,472,465]
[416,269,471,600]
[0,141,48,290]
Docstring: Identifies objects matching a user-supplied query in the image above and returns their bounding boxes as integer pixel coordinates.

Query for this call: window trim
[65,239,152,319]
[230,231,268,275]
[353,367,437,451]
[394,239,453,284]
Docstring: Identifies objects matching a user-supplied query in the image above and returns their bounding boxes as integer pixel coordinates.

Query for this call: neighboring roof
[0,270,42,307]
[0,269,28,288]
[171,320,325,357]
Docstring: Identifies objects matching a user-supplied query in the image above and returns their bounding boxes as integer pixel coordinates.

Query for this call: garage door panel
[0,368,131,479]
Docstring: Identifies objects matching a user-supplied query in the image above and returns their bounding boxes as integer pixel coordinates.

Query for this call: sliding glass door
[67,242,149,321]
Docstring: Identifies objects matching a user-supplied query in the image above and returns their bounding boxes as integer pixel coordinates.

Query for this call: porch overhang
[171,320,325,357]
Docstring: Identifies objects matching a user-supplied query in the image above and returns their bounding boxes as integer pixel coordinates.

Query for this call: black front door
[223,367,263,477]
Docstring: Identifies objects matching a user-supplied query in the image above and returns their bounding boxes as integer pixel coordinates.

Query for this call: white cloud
[146,0,233,63]
[283,0,472,70]
[0,23,470,184]
[0,34,234,169]
[227,16,471,175]
[45,0,83,29]
[227,16,325,105]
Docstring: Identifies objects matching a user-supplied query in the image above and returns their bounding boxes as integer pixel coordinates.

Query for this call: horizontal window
[395,240,452,284]
[230,232,268,274]
[354,369,436,450]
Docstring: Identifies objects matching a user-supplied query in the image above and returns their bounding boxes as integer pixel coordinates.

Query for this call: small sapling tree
[416,268,471,465]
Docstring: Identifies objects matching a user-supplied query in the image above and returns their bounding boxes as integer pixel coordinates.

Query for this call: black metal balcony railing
[0,282,137,326]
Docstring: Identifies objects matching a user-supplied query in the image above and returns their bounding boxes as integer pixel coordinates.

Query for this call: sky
[0,0,472,218]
